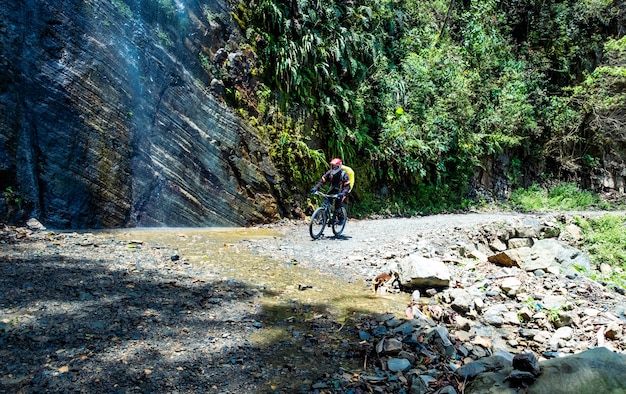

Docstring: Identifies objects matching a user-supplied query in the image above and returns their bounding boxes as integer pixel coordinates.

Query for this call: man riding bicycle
[310,158,351,225]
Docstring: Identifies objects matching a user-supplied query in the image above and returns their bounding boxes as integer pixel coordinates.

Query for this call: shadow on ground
[0,233,379,393]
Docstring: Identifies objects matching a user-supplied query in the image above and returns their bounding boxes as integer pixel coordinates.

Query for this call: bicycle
[309,191,347,239]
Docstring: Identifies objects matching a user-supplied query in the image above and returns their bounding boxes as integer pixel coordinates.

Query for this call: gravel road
[248,211,547,282]
[1,210,621,394]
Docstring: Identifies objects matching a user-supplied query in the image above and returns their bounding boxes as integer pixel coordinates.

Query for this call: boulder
[467,347,626,393]
[395,254,451,289]
[488,239,591,274]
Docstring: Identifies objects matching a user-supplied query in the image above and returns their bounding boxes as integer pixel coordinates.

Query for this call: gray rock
[434,386,458,394]
[504,370,537,387]
[388,357,411,372]
[516,224,539,238]
[448,288,474,314]
[540,294,567,310]
[507,237,533,249]
[530,239,591,274]
[396,254,451,289]
[489,237,508,252]
[428,326,457,358]
[484,304,509,326]
[540,222,561,238]
[512,352,540,376]
[26,218,46,231]
[376,338,403,354]
[455,361,487,379]
[467,347,626,393]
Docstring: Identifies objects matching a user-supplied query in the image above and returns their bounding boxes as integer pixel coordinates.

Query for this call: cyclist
[310,158,351,224]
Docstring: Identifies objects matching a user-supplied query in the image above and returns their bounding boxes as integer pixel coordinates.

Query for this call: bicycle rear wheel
[309,207,327,239]
[332,206,347,236]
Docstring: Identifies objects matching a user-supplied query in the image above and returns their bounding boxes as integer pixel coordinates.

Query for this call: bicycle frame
[309,191,347,239]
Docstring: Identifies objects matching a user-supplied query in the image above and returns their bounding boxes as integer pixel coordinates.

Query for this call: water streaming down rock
[0,0,283,228]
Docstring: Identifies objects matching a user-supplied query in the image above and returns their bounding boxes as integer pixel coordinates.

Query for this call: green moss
[111,0,132,18]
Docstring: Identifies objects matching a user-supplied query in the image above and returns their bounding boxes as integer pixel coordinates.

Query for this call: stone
[468,347,626,393]
[484,304,509,326]
[500,277,522,294]
[428,326,457,358]
[448,288,474,314]
[512,352,540,376]
[507,237,533,249]
[26,218,46,231]
[388,358,411,372]
[454,330,471,342]
[489,237,508,252]
[471,336,492,348]
[541,222,561,238]
[434,386,458,394]
[504,370,536,387]
[455,316,472,331]
[531,239,592,274]
[550,327,573,346]
[467,249,489,262]
[540,294,567,310]
[488,250,523,267]
[474,297,484,313]
[518,306,533,322]
[600,263,613,275]
[376,338,404,354]
[396,254,451,289]
[455,361,486,379]
[563,224,584,241]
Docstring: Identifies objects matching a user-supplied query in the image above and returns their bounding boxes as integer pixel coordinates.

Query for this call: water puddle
[106,227,410,389]
[110,227,409,324]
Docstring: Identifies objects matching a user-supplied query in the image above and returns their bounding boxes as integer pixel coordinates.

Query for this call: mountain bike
[309,191,347,239]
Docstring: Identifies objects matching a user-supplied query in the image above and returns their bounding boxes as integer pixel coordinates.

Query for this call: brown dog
[371,272,398,293]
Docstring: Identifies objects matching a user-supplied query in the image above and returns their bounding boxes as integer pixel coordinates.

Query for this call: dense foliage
[232,0,623,214]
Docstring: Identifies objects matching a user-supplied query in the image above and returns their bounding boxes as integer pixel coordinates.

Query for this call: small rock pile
[324,213,626,393]
[332,297,626,393]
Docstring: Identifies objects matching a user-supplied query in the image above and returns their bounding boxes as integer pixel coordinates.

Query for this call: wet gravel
[0,227,269,393]
[1,210,623,393]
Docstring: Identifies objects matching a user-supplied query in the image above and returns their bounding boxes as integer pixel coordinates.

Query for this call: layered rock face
[0,0,281,228]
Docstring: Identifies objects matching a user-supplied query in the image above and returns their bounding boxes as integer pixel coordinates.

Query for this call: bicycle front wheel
[309,207,327,239]
[332,206,347,236]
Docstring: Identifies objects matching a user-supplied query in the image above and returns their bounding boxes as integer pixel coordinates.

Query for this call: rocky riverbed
[2,211,626,393]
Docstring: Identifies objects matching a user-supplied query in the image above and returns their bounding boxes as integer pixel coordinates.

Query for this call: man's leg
[334,197,345,224]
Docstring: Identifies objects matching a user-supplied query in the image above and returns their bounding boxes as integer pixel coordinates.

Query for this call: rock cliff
[0,0,281,228]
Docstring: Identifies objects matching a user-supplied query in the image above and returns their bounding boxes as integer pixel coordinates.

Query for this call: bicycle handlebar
[313,191,340,199]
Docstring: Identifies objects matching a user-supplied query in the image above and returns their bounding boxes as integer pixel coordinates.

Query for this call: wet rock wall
[0,0,281,228]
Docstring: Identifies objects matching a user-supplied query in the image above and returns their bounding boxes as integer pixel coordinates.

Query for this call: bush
[509,182,609,211]
[575,214,626,290]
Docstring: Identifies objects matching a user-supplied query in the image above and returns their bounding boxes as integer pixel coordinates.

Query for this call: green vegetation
[546,307,562,324]
[349,179,618,219]
[575,214,626,289]
[3,186,22,210]
[508,182,611,212]
[523,297,539,311]
[155,25,173,47]
[226,0,624,215]
[112,0,132,18]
